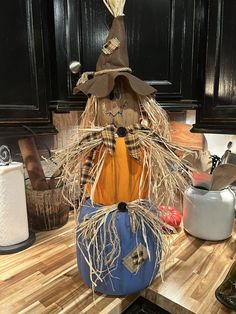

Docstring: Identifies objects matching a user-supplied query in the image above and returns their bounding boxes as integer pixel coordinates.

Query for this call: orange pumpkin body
[86,137,148,205]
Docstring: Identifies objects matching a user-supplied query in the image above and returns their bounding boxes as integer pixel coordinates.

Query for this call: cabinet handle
[69,61,81,74]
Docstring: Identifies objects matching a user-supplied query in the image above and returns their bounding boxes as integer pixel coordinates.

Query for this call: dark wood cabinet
[1,0,236,135]
[0,0,56,137]
[52,0,201,110]
[192,0,236,134]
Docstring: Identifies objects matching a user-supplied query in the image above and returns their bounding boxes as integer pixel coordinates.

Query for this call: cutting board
[169,121,205,151]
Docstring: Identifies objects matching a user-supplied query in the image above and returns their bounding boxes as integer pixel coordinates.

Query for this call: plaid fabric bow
[80,124,143,186]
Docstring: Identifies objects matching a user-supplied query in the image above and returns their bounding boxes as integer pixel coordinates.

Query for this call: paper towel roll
[0,162,29,246]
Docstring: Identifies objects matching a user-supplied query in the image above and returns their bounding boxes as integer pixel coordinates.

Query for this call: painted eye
[109,86,121,101]
[114,88,121,100]
[109,90,115,100]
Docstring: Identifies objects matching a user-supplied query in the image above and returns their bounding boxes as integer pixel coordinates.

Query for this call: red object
[158,206,182,228]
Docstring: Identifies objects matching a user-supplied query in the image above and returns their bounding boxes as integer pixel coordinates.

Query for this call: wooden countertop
[0,214,235,314]
[142,223,236,314]
[0,214,138,314]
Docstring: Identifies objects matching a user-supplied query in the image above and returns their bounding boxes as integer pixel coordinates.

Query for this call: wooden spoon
[210,164,236,191]
[18,137,49,191]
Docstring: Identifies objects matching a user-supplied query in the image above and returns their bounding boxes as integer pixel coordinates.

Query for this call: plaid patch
[80,131,100,144]
[101,125,116,155]
[126,124,142,160]
[125,134,140,160]
[80,148,97,186]
[102,37,120,55]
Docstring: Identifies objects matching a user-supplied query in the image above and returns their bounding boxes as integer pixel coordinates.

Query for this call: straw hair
[55,121,192,210]
[137,131,192,207]
[103,0,126,17]
[79,96,98,128]
[138,96,170,140]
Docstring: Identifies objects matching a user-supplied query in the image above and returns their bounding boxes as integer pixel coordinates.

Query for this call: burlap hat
[73,4,156,98]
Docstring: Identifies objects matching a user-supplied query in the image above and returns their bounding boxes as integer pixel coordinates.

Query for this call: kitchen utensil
[227,152,236,165]
[18,137,48,190]
[220,141,233,165]
[210,154,221,174]
[210,164,236,191]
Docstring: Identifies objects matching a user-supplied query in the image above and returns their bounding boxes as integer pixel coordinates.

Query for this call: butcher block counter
[142,223,236,314]
[0,214,235,314]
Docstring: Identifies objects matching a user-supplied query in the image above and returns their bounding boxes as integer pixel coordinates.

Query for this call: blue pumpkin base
[76,199,162,296]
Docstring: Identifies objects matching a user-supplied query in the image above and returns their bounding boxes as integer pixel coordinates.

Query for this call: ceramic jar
[183,186,235,241]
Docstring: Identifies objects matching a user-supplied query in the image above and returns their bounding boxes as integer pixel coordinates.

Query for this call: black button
[118,202,127,211]
[117,127,127,137]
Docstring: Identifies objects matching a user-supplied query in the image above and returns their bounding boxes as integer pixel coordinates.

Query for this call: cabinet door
[0,0,53,127]
[193,0,236,134]
[52,0,200,110]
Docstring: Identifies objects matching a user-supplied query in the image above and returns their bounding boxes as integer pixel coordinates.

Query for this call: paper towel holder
[0,146,36,255]
[0,232,36,255]
[0,145,12,166]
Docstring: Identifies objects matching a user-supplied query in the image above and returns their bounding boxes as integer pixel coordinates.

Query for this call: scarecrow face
[96,77,140,127]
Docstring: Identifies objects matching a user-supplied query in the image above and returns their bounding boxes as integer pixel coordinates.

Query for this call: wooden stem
[18,137,48,191]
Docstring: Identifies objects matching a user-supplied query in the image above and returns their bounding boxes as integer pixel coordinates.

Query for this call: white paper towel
[0,162,29,246]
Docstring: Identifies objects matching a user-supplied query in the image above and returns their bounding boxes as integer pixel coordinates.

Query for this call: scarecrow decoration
[56,0,190,295]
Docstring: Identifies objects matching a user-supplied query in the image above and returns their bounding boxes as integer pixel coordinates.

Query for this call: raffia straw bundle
[79,96,98,128]
[76,200,171,291]
[138,96,171,139]
[55,122,192,214]
[54,127,104,207]
[103,0,126,17]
